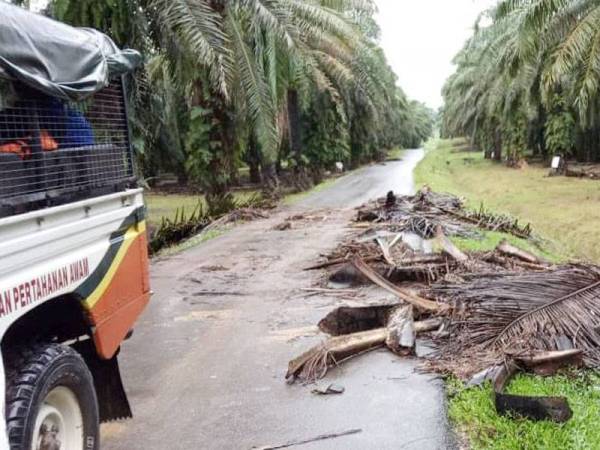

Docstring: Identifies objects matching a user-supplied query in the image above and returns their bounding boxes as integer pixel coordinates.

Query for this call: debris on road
[311,383,345,395]
[273,221,292,231]
[353,187,532,241]
[287,188,600,421]
[151,206,269,255]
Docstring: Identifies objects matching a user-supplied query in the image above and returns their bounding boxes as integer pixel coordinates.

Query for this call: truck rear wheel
[5,344,99,450]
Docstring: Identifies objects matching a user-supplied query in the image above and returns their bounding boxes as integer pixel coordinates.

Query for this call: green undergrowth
[450,230,560,264]
[146,191,258,226]
[448,371,600,450]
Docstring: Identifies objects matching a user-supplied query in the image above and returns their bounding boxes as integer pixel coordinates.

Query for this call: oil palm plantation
[47,0,432,203]
[443,0,600,164]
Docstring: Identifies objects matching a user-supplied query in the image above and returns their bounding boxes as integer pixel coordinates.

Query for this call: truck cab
[0,4,150,449]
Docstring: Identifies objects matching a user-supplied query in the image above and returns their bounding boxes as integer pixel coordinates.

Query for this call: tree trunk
[208,96,233,203]
[261,161,280,199]
[247,135,262,184]
[191,79,234,211]
[288,89,302,164]
[287,89,312,191]
[493,128,502,161]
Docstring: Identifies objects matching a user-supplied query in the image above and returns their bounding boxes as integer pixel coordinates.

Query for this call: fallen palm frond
[150,198,267,255]
[150,201,211,254]
[355,188,532,241]
[429,265,600,367]
[355,189,477,239]
[435,226,468,262]
[495,239,544,264]
[455,203,533,240]
[352,256,447,313]
[286,328,387,382]
[287,313,442,383]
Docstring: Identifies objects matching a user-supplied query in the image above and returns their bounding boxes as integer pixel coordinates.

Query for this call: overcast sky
[375,0,495,109]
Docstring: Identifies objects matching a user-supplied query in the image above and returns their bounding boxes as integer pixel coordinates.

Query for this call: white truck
[0,4,150,449]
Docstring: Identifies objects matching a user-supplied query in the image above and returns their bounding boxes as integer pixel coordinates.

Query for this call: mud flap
[74,341,133,422]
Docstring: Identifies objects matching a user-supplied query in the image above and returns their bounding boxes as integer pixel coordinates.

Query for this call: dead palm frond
[431,265,600,364]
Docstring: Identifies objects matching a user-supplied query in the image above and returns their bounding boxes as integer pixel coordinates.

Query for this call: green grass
[145,194,204,227]
[450,230,561,264]
[448,372,600,450]
[418,139,600,449]
[416,139,600,262]
[145,191,258,226]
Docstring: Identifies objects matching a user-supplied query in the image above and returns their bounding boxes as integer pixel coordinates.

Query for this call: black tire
[5,344,99,450]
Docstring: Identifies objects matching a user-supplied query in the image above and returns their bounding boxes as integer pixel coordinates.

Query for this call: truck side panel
[77,214,150,358]
[0,189,150,347]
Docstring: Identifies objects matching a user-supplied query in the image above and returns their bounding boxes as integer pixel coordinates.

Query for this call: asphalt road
[102,149,455,450]
[295,149,425,209]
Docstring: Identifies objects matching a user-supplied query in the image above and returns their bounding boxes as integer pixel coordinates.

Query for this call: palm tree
[443,0,600,164]
[49,0,429,202]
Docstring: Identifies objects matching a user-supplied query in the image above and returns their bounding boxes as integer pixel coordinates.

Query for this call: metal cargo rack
[0,78,136,218]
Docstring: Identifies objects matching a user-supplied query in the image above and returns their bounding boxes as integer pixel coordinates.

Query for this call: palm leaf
[432,266,600,364]
[154,0,231,97]
[226,6,280,162]
[494,277,600,354]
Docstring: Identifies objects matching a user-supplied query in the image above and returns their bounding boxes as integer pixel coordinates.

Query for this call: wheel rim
[31,386,84,450]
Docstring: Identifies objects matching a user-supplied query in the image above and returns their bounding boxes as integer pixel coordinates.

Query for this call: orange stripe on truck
[85,225,150,359]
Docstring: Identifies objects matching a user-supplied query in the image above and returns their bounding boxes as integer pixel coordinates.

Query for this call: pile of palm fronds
[149,194,266,255]
[356,187,532,241]
[426,265,600,376]
[149,202,212,255]
[292,189,600,384]
[463,203,532,239]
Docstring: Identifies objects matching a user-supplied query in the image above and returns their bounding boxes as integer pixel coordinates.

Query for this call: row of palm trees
[442,0,600,164]
[40,0,433,205]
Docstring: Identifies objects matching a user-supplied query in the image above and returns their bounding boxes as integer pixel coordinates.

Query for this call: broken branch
[352,257,447,313]
[496,240,543,265]
[435,226,468,262]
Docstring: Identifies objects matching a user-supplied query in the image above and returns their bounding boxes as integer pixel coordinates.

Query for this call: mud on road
[102,149,455,450]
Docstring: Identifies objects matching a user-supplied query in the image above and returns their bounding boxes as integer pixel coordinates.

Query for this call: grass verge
[417,139,600,449]
[145,191,258,226]
[448,372,600,450]
[415,139,600,262]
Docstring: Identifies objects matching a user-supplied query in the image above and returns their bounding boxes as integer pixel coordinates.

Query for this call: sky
[375,0,495,110]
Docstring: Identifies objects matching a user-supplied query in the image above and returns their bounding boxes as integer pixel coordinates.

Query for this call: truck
[0,4,150,449]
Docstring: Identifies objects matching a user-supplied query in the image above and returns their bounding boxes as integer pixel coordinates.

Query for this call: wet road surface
[102,149,455,450]
[296,149,424,209]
